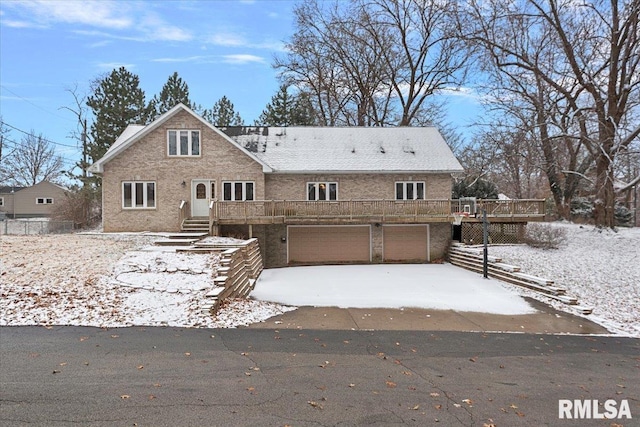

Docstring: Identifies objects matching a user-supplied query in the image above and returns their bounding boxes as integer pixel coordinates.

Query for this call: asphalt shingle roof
[223,126,464,173]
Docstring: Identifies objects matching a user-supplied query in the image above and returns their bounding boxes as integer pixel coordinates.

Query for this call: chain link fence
[0,219,75,235]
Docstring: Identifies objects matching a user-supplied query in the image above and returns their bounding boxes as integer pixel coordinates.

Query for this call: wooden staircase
[448,244,592,314]
[181,217,210,234]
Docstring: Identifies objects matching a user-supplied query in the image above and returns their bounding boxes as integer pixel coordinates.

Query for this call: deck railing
[471,199,546,216]
[178,200,189,227]
[208,199,545,225]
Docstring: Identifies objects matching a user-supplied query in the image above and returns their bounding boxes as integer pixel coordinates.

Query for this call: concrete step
[154,238,199,246]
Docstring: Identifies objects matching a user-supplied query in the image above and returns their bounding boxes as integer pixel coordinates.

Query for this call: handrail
[178,200,189,227]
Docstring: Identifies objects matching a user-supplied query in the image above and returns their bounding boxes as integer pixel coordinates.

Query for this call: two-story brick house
[89,103,465,267]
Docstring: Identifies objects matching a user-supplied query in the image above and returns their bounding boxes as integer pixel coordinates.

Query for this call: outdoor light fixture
[181,181,186,187]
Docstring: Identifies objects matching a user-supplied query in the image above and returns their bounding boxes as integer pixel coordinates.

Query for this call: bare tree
[460,0,640,227]
[1,132,64,186]
[275,0,468,127]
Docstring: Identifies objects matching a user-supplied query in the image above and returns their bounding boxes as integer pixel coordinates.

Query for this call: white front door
[191,180,214,217]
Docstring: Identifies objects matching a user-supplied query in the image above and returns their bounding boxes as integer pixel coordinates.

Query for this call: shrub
[614,204,633,227]
[524,222,568,249]
[570,197,593,220]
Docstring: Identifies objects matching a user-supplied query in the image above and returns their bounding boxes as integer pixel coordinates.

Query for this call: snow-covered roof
[222,126,463,173]
[88,104,463,175]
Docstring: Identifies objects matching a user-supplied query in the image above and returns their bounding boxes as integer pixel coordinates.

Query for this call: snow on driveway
[253,264,536,315]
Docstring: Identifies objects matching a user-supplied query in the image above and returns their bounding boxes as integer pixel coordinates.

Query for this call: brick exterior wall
[99,109,456,265]
[429,223,451,261]
[265,173,453,200]
[101,110,265,232]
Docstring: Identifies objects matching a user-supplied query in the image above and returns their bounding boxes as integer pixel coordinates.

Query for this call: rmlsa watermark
[559,399,632,420]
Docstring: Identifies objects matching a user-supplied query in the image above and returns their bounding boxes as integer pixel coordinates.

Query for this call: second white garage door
[288,226,371,264]
[383,225,429,262]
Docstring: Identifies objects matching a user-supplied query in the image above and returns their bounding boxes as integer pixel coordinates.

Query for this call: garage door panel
[383,225,428,262]
[289,226,370,264]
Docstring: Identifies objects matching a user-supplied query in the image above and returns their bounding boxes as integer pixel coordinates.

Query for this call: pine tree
[151,72,195,118]
[257,86,316,126]
[86,67,150,164]
[203,96,243,127]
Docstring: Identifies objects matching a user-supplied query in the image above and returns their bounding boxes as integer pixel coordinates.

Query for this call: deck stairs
[448,243,592,314]
[181,217,210,234]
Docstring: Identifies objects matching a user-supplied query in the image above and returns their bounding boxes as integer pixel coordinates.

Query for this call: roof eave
[267,169,464,174]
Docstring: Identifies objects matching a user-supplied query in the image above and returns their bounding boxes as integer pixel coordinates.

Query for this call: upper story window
[0,197,4,206]
[36,197,54,205]
[123,181,156,209]
[396,181,424,200]
[168,130,200,156]
[308,182,337,201]
[223,181,254,201]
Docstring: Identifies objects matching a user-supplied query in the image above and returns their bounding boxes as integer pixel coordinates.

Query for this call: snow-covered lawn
[488,223,640,337]
[0,223,638,336]
[0,234,292,328]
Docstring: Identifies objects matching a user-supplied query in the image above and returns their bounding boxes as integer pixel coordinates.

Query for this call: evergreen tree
[203,96,243,127]
[151,72,195,118]
[452,178,499,199]
[86,67,150,164]
[257,86,316,126]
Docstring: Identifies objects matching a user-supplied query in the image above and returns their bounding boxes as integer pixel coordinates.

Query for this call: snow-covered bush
[524,222,568,249]
[614,204,633,227]
[570,197,593,220]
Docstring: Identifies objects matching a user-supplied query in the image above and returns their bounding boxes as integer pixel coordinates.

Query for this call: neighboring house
[0,181,68,219]
[89,104,541,268]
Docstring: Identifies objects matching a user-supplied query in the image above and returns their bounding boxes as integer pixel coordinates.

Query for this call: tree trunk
[592,154,616,228]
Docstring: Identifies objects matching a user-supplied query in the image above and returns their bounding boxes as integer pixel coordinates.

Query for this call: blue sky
[0,0,481,175]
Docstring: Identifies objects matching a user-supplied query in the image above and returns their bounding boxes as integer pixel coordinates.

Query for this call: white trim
[122,181,156,209]
[191,179,215,217]
[306,181,338,201]
[395,181,426,200]
[222,181,255,201]
[286,224,372,264]
[35,197,54,205]
[167,129,201,157]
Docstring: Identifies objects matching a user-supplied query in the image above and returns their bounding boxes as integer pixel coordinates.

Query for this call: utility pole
[82,119,88,181]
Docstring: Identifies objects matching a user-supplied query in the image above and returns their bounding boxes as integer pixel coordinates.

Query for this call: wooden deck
[203,199,545,225]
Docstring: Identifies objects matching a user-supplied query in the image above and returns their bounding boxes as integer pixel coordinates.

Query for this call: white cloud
[221,54,266,64]
[0,19,46,29]
[95,62,136,71]
[207,32,285,51]
[208,32,248,47]
[2,0,192,43]
[7,0,133,29]
[152,56,208,63]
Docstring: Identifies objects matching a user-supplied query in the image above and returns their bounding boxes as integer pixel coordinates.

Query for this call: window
[307,182,338,201]
[0,197,3,206]
[395,181,425,200]
[123,181,156,208]
[36,198,54,204]
[168,130,200,156]
[222,181,254,201]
